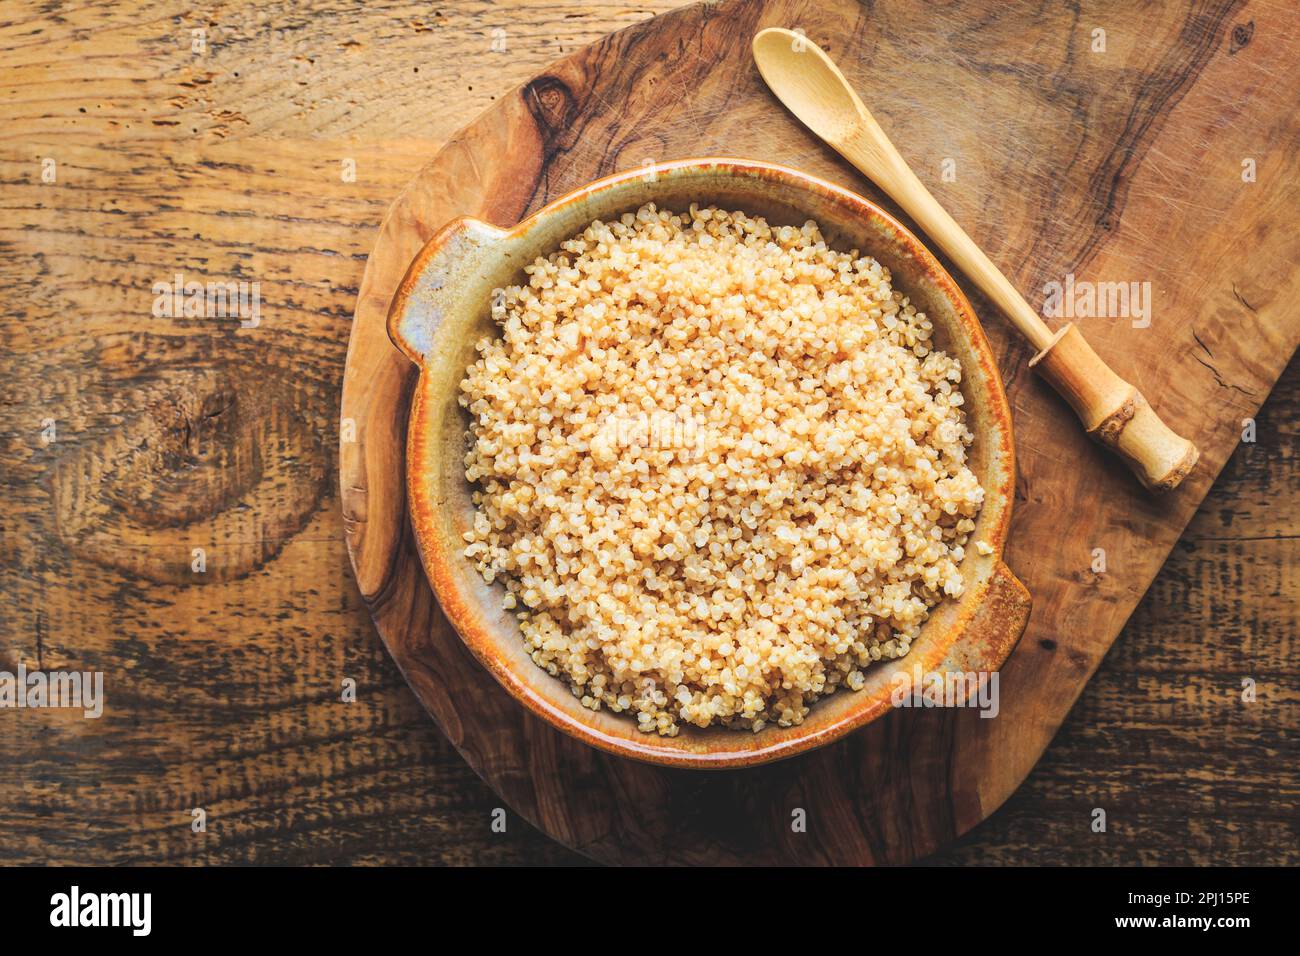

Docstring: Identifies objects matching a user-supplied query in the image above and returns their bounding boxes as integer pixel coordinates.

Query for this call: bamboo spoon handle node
[752,27,1199,492]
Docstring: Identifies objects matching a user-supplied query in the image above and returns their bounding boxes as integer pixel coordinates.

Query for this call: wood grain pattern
[0,0,1294,865]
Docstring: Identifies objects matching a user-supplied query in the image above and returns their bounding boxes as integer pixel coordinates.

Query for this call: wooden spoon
[753,27,1198,491]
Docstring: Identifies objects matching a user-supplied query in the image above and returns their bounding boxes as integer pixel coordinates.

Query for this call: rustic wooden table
[0,0,1294,865]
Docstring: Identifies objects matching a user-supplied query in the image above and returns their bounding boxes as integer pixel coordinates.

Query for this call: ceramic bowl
[388,158,1029,768]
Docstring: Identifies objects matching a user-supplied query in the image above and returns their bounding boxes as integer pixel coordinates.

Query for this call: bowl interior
[404,160,1014,767]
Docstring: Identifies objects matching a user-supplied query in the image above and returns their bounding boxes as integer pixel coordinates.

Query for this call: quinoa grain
[459,203,984,735]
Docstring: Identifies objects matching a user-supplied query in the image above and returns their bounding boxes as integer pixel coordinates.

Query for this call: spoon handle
[838,124,1055,351]
[835,122,1198,491]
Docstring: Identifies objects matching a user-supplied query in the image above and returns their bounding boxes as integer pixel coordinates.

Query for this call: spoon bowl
[751,28,866,145]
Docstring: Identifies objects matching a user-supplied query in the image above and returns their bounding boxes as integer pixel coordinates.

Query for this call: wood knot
[524,75,577,137]
[53,366,327,584]
[1229,21,1254,54]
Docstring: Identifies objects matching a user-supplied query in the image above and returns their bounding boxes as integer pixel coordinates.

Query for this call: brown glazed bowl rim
[388,157,1025,769]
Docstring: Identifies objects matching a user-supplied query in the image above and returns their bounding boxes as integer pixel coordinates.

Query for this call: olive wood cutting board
[339,0,1299,864]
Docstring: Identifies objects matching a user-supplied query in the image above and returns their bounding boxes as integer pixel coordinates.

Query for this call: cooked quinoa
[459,203,984,736]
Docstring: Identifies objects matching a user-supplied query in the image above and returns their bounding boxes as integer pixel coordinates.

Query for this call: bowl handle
[387,216,510,366]
[937,560,1031,677]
